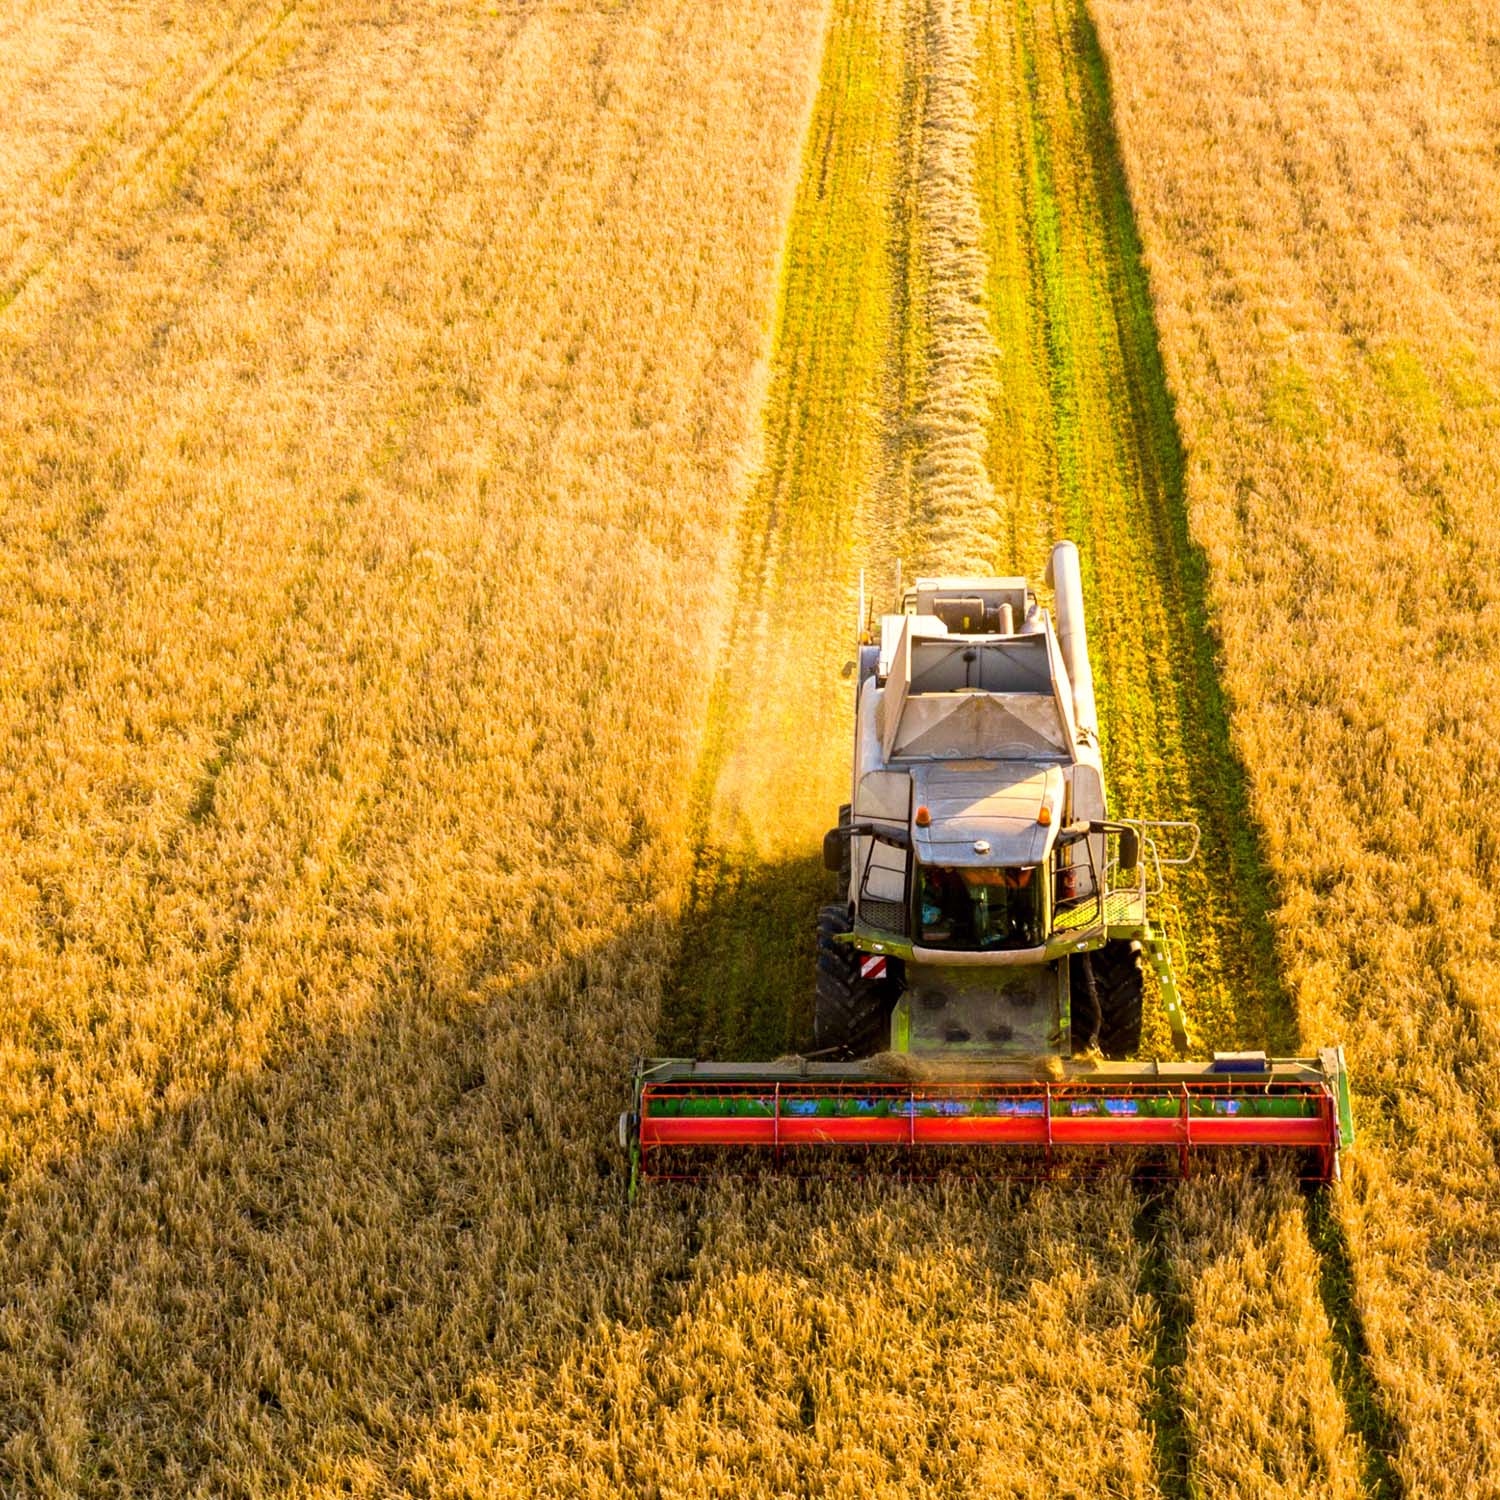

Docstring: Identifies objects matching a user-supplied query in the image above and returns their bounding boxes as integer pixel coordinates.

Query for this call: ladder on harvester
[1142,917,1193,1052]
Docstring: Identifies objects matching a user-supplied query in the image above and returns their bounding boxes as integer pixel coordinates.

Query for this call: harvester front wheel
[1072,940,1144,1059]
[815,905,895,1057]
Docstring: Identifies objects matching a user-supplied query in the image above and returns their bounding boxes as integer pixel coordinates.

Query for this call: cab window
[917,864,1042,950]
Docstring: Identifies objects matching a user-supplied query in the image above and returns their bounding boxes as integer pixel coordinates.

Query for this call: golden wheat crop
[0,0,828,1491]
[448,1179,1155,1499]
[4,0,1491,1492]
[1094,0,1500,1491]
[1165,1171,1366,1498]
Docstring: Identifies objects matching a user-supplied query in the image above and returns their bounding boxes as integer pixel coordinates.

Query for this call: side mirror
[841,659,857,679]
[1118,827,1141,872]
[822,826,848,873]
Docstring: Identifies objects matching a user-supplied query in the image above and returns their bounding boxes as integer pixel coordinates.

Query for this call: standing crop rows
[0,1,829,1492]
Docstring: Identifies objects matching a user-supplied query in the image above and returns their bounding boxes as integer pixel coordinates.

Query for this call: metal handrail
[1054,818,1199,942]
[1126,818,1201,866]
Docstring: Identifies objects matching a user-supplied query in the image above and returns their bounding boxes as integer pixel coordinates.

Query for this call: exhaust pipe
[1045,540,1097,740]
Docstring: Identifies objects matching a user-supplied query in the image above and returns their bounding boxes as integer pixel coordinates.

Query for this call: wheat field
[2,0,1495,1493]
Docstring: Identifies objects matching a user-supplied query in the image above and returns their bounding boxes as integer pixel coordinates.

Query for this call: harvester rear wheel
[1076,939,1144,1059]
[815,904,895,1057]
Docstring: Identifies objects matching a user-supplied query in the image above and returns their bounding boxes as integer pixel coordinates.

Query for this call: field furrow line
[0,0,311,319]
[1136,1193,1194,1500]
[1306,1196,1408,1500]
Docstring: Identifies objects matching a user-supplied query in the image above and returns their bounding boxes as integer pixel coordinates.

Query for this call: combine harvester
[623,542,1352,1191]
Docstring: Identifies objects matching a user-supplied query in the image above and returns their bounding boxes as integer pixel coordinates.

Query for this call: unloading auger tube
[623,542,1354,1192]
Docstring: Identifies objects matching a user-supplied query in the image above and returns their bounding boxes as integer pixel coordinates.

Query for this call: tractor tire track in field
[0,0,306,318]
[663,0,1398,1492]
[1306,1195,1408,1500]
[1136,1192,1194,1500]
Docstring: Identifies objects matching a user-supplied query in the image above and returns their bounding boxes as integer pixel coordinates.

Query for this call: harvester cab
[819,541,1193,1064]
[623,541,1353,1192]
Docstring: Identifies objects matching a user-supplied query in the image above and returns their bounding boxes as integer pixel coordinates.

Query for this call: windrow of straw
[909,0,1001,571]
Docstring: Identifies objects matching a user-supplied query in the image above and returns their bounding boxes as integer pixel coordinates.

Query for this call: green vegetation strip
[660,0,910,1060]
[972,0,1289,1060]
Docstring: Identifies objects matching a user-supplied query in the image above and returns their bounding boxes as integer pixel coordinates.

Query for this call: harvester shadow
[1,914,688,1494]
[658,847,829,1061]
[6,862,1085,1494]
[1,864,1189,1497]
[0,858,1362,1497]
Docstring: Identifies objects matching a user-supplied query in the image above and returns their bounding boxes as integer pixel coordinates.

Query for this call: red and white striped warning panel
[860,955,888,980]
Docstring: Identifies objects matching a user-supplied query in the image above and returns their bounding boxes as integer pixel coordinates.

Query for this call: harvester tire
[815,904,894,1057]
[1077,939,1144,1059]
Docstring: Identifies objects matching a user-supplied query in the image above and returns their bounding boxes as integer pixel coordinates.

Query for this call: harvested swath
[1092,0,1500,1490]
[657,0,909,1065]
[909,0,1000,571]
[969,0,1291,1060]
